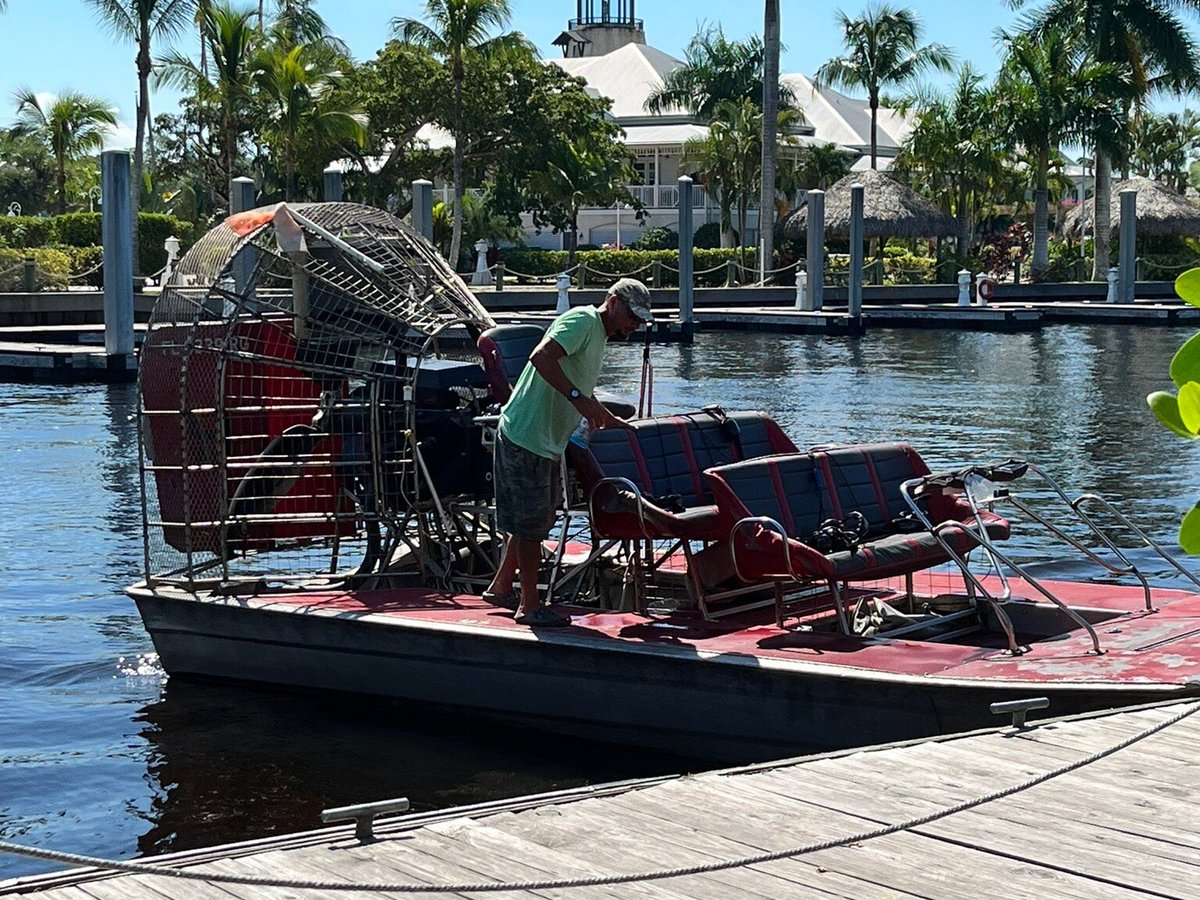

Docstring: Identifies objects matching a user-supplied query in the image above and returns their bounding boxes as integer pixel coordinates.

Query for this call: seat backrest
[810,443,929,533]
[477,324,545,403]
[706,454,826,537]
[574,411,797,509]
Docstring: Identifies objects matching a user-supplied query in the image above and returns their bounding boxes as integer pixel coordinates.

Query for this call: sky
[0,0,1195,148]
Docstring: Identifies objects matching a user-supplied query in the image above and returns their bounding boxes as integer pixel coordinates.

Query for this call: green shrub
[54,244,105,288]
[630,227,678,251]
[137,213,194,276]
[496,247,766,286]
[0,247,72,291]
[828,251,941,285]
[0,216,57,247]
[54,212,102,246]
[692,221,723,249]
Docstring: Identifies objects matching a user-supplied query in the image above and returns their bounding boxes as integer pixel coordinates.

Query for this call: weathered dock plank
[4,702,1197,899]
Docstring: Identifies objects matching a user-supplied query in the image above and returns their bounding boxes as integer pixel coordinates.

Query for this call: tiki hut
[1063,176,1200,238]
[782,169,957,239]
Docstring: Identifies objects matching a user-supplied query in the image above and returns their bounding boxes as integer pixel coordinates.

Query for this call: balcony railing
[623,185,710,208]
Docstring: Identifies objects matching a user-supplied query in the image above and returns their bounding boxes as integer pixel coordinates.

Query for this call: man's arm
[529,337,630,431]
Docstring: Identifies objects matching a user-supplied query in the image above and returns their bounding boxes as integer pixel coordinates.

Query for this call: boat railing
[901,459,1200,655]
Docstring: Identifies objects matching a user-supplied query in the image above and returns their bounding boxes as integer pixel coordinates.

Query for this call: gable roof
[552,42,690,120]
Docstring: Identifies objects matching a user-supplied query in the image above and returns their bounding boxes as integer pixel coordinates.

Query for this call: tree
[897,66,1005,256]
[157,1,259,206]
[84,0,195,272]
[816,4,953,169]
[526,136,634,266]
[11,89,118,214]
[1130,110,1200,192]
[646,27,796,120]
[1009,0,1200,279]
[392,0,527,271]
[253,42,367,199]
[0,129,55,216]
[760,0,781,274]
[995,28,1132,279]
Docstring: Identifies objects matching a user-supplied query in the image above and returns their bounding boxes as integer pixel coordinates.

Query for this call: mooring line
[3,702,1197,894]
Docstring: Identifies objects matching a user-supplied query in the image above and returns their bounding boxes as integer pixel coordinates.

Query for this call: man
[485,277,653,627]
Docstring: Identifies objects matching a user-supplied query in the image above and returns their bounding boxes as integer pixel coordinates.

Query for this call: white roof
[550,44,911,158]
[552,42,688,119]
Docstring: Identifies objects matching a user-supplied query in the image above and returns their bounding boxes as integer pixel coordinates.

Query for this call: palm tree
[645,27,795,120]
[995,28,1132,279]
[12,89,118,214]
[898,66,1005,256]
[816,4,953,169]
[84,0,195,272]
[1131,110,1200,191]
[392,0,526,271]
[253,42,367,199]
[1009,0,1200,279]
[526,137,632,267]
[158,1,259,203]
[760,0,781,277]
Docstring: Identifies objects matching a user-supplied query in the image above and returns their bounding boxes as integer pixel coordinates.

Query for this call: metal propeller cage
[136,202,497,592]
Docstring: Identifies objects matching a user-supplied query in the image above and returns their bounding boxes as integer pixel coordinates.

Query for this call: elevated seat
[565,410,797,614]
[569,410,797,542]
[705,443,1011,629]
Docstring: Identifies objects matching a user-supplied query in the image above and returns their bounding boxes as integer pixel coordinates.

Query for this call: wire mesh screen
[138,202,496,589]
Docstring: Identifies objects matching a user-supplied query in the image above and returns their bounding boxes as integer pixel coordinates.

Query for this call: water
[2,324,1199,879]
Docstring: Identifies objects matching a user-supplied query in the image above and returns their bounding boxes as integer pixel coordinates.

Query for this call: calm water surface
[3,324,1199,879]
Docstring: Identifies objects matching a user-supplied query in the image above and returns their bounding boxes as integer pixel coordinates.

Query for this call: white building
[531,0,913,250]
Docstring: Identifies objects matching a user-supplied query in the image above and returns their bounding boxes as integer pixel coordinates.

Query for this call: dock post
[848,183,864,318]
[957,269,971,306]
[1106,266,1119,303]
[1119,188,1136,303]
[652,259,663,289]
[22,256,35,294]
[495,262,505,292]
[323,165,343,202]
[794,270,807,308]
[805,189,825,311]
[230,176,257,306]
[677,176,695,323]
[101,150,134,361]
[556,271,571,313]
[411,179,434,243]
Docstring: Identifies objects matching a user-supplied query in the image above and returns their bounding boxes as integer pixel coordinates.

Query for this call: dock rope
[2,701,1197,894]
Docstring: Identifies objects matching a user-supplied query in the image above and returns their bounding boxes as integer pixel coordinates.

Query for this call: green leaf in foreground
[1181,503,1200,554]
[1176,268,1200,307]
[1171,331,1200,386]
[1180,382,1200,433]
[1148,390,1197,438]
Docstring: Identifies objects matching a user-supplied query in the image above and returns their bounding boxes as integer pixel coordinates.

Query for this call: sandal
[482,590,519,610]
[514,606,572,628]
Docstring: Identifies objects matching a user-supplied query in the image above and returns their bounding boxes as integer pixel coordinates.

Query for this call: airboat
[129,202,1200,760]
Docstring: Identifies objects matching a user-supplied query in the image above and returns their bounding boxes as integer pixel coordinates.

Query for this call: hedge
[0,248,72,291]
[0,212,195,276]
[0,216,58,248]
[827,252,944,285]
[500,247,764,287]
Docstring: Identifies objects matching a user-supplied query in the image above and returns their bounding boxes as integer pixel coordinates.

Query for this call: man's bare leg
[486,535,519,598]
[514,537,543,615]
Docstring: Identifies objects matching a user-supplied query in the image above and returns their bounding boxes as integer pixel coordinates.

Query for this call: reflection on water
[3,325,1200,878]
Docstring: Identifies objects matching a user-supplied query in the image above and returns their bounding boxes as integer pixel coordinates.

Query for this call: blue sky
[0,0,1194,146]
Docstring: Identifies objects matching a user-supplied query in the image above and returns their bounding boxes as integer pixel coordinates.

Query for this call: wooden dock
[4,701,1198,898]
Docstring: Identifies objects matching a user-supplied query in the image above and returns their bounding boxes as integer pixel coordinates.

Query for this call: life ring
[977,277,997,301]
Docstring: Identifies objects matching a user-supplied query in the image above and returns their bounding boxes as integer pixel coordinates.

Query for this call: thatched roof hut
[1063,176,1200,237]
[782,169,957,239]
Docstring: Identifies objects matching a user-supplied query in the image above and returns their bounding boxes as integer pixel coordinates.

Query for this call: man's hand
[574,395,635,431]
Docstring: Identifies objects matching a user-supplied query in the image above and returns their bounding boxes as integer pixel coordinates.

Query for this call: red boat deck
[240,574,1200,690]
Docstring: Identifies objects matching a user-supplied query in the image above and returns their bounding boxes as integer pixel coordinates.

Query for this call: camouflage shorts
[494,431,560,541]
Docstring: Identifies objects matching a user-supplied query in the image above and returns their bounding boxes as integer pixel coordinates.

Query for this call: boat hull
[131,589,1190,761]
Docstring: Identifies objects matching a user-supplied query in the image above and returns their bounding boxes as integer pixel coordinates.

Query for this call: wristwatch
[567,388,582,401]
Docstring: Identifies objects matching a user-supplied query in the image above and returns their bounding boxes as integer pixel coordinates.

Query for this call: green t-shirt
[499,306,606,459]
